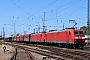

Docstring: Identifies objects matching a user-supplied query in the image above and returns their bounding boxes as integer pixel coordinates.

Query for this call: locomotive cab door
[44,33,46,43]
[41,33,46,43]
[67,31,71,43]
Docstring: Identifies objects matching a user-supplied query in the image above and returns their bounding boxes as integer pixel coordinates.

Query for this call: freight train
[6,28,86,49]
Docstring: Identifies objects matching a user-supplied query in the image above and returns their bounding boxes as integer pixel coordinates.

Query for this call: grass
[0,40,4,44]
[0,40,4,42]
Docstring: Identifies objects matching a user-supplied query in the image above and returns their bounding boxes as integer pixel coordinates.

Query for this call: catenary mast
[87,0,90,43]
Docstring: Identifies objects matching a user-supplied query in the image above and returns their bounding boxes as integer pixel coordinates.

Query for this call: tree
[80,26,87,34]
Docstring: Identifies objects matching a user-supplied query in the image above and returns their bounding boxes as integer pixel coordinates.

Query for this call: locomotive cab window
[79,31,83,34]
[68,32,71,35]
[74,31,84,34]
[44,34,46,37]
[74,31,78,34]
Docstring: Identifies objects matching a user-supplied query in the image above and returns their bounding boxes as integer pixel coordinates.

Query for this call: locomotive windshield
[74,31,78,34]
[79,31,83,34]
[74,31,84,34]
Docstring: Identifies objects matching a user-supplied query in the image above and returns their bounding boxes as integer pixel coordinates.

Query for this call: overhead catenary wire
[31,0,81,20]
[0,0,85,19]
[1,0,86,23]
[46,0,86,20]
[0,0,21,15]
[35,5,86,26]
[32,0,59,15]
[48,6,87,20]
[11,0,30,15]
[0,0,87,34]
[0,0,80,19]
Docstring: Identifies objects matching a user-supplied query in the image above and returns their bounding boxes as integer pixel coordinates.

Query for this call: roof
[66,27,75,29]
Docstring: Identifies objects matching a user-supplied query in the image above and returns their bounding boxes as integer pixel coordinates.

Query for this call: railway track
[35,45,90,60]
[23,48,36,60]
[5,42,90,60]
[16,48,34,60]
[12,44,65,60]
[10,48,36,60]
[7,43,37,60]
[27,44,90,60]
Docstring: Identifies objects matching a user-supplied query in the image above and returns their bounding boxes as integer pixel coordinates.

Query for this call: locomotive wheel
[79,45,84,49]
[73,45,76,49]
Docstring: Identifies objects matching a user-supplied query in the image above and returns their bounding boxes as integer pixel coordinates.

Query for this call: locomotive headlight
[75,37,78,39]
[82,37,85,39]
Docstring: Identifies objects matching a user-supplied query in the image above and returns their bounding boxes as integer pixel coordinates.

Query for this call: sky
[0,0,87,37]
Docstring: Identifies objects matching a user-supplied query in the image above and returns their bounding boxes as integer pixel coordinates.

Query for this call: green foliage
[80,26,87,34]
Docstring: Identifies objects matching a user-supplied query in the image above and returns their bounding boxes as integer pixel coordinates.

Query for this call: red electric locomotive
[30,33,42,42]
[24,32,46,44]
[45,28,85,48]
